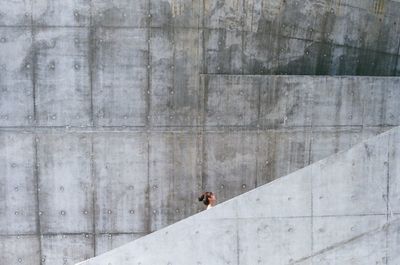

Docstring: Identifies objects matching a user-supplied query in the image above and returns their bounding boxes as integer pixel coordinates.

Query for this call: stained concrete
[1,76,400,263]
[1,0,400,263]
[76,127,400,265]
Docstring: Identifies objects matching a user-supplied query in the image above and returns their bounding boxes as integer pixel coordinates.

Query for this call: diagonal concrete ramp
[77,126,400,265]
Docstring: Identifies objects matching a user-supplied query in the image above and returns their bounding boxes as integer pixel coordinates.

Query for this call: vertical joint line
[240,0,245,75]
[89,10,95,127]
[393,37,400,75]
[310,163,314,255]
[255,79,261,187]
[34,137,43,265]
[200,75,208,190]
[30,2,37,124]
[146,135,151,233]
[236,217,240,265]
[386,137,390,264]
[145,0,152,130]
[386,137,390,222]
[172,28,176,109]
[146,0,152,234]
[90,136,96,256]
[201,0,206,74]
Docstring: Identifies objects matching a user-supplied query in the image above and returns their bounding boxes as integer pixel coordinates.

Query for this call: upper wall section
[0,0,399,95]
[202,0,400,76]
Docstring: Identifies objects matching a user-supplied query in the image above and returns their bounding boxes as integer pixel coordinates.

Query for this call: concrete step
[76,126,400,265]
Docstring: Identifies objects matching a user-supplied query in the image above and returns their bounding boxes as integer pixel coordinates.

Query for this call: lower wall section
[0,125,394,263]
[76,127,400,265]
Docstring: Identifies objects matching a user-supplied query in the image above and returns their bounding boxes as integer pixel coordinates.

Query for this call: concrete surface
[1,75,399,264]
[1,0,400,263]
[76,126,400,265]
[294,217,400,264]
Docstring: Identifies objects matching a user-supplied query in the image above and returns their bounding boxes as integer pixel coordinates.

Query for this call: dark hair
[198,192,212,205]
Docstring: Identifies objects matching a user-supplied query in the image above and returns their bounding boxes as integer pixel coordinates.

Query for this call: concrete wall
[77,126,400,265]
[1,0,400,263]
[0,75,400,264]
[1,75,399,264]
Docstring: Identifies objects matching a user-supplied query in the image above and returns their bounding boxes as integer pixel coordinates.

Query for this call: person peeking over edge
[198,192,216,209]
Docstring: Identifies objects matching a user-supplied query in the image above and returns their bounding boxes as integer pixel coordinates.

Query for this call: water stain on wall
[170,0,184,18]
[373,0,385,15]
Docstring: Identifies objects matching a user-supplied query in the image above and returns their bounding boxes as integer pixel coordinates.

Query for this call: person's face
[209,194,216,204]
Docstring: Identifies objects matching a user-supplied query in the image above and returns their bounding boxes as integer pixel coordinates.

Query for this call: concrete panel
[33,0,90,27]
[149,132,200,231]
[311,77,363,126]
[0,133,36,234]
[257,129,311,185]
[238,217,312,265]
[202,76,400,128]
[92,0,148,27]
[150,28,201,126]
[203,29,243,74]
[38,134,92,233]
[240,0,400,76]
[310,127,361,163]
[328,2,400,54]
[0,235,40,265]
[389,128,400,214]
[204,75,259,126]
[0,0,31,26]
[238,166,312,218]
[361,77,400,126]
[35,28,91,126]
[310,226,387,265]
[203,0,244,30]
[312,215,387,253]
[384,79,400,126]
[0,27,34,126]
[242,0,400,52]
[149,28,174,125]
[203,131,257,202]
[93,28,147,127]
[295,218,400,264]
[388,218,400,265]
[242,33,314,75]
[150,0,202,28]
[93,133,148,234]
[41,234,94,265]
[312,134,389,216]
[258,76,313,127]
[95,233,145,256]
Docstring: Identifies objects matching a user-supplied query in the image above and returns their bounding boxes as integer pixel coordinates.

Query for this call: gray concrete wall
[1,0,400,263]
[1,75,399,264]
[76,126,400,265]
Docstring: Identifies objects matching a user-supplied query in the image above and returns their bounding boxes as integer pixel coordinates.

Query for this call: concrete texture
[1,0,400,263]
[295,218,400,264]
[76,126,400,265]
[0,75,399,264]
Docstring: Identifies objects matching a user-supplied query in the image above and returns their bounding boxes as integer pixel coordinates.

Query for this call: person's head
[198,192,216,206]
